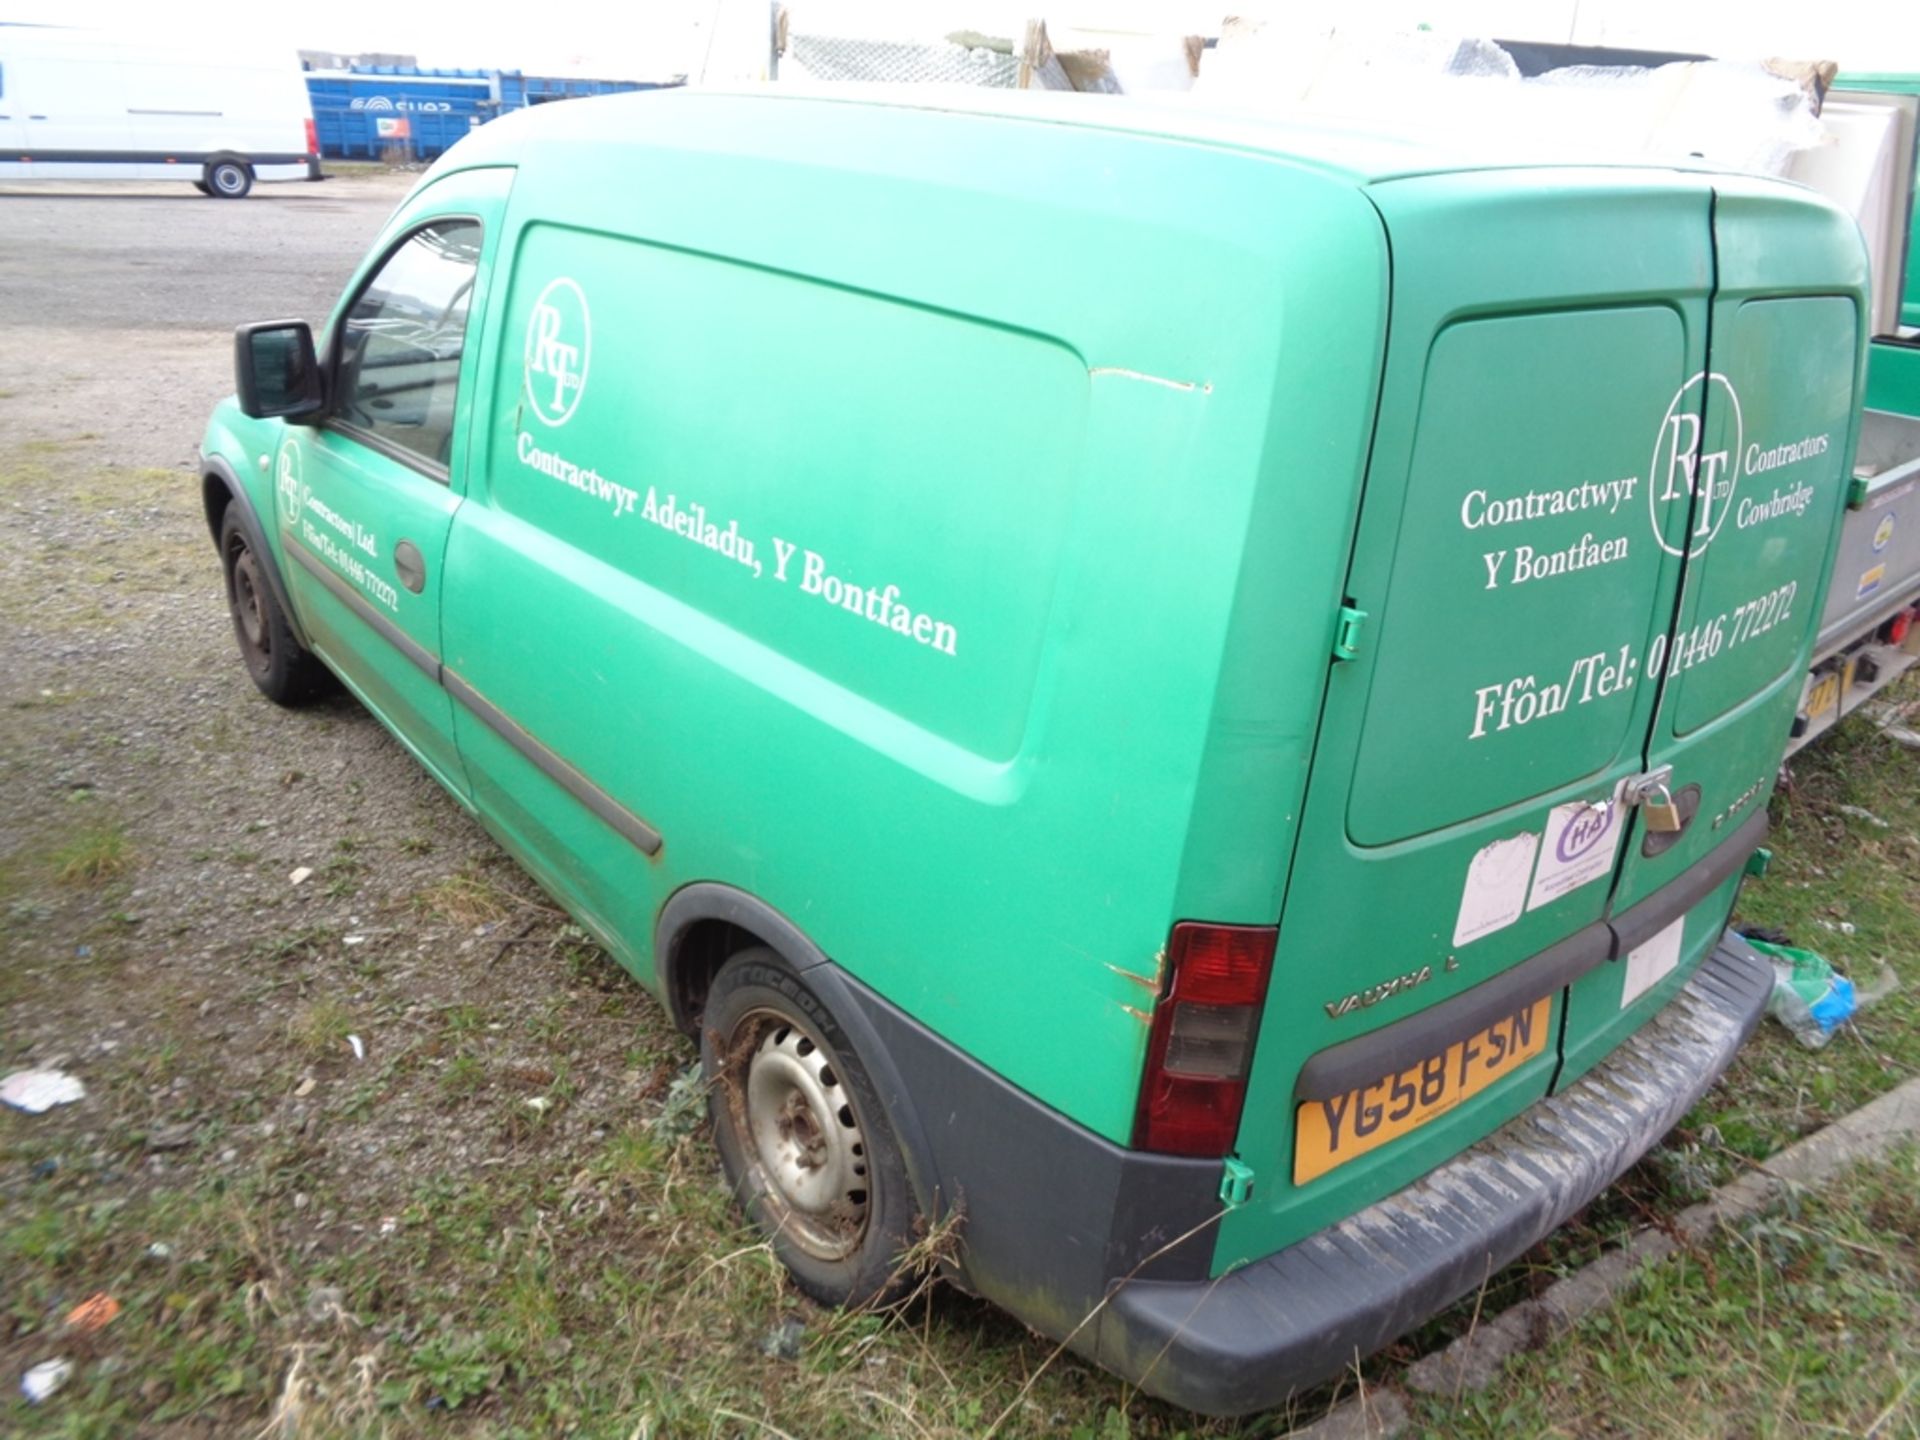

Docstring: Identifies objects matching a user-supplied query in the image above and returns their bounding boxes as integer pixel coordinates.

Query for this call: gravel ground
[0,173,725,1427]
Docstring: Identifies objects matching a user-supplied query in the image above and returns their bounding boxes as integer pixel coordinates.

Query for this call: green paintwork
[1219,168,1864,1268]
[200,89,1867,1291]
[1868,340,1920,416]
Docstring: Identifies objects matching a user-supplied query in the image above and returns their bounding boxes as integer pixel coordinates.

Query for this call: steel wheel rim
[213,165,244,195]
[229,543,270,671]
[728,1010,870,1261]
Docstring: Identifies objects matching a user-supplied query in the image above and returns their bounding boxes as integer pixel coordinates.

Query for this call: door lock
[1624,767,1684,834]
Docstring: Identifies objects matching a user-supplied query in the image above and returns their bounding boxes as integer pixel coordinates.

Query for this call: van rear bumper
[1092,930,1773,1415]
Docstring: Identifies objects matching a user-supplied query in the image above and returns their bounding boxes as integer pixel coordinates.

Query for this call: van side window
[333,220,482,474]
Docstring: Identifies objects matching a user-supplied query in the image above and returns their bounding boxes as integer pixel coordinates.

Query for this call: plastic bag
[1744,935,1857,1048]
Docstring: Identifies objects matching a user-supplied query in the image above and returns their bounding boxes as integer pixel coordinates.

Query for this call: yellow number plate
[1804,670,1841,723]
[1293,996,1553,1185]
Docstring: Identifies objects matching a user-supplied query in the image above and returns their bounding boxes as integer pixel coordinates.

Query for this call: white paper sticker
[1621,919,1685,1008]
[1528,781,1628,913]
[1454,831,1540,947]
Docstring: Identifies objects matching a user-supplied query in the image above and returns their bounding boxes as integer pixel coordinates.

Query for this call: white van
[0,26,318,197]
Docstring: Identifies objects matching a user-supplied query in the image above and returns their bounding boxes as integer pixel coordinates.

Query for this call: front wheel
[203,160,252,198]
[702,949,921,1307]
[219,509,332,706]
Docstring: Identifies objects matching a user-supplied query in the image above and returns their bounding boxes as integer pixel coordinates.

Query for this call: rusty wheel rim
[725,1009,870,1262]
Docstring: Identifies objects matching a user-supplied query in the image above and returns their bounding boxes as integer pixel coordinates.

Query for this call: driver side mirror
[234,321,324,422]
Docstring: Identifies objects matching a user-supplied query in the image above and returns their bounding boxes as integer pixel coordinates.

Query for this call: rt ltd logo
[524,277,591,427]
[1649,372,1744,558]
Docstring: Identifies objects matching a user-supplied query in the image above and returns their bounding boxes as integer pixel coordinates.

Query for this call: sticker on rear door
[1621,918,1685,1007]
[1527,780,1627,912]
[1453,830,1539,947]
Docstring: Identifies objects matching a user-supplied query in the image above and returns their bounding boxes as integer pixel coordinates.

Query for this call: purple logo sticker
[1557,802,1614,863]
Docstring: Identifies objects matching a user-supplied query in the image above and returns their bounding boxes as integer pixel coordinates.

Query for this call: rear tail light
[1133,922,1277,1157]
[1883,607,1915,646]
[305,118,320,157]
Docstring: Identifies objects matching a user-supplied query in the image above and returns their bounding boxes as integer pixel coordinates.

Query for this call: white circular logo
[1649,372,1743,558]
[523,277,591,427]
[275,441,306,523]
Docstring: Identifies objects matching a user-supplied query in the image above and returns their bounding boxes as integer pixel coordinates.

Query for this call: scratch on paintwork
[1088,366,1213,395]
[1120,1005,1154,1025]
[1105,962,1161,993]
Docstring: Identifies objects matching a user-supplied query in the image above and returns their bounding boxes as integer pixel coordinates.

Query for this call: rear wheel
[203,160,252,199]
[191,180,211,195]
[702,948,920,1306]
[219,509,332,705]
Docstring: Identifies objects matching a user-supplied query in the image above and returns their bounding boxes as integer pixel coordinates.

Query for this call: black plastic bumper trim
[1295,923,1608,1104]
[283,532,661,857]
[1296,808,1767,1104]
[443,669,663,857]
[5,150,309,166]
[1608,806,1769,956]
[286,538,440,680]
[1096,931,1773,1416]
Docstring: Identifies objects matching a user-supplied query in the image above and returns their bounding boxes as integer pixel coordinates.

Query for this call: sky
[6,0,1920,78]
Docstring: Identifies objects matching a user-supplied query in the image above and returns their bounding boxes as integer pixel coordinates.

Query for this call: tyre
[204,160,252,199]
[191,180,211,195]
[702,948,921,1307]
[219,509,333,706]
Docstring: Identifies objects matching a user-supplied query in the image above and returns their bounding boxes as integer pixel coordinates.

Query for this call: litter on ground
[1,1069,87,1113]
[22,1358,72,1404]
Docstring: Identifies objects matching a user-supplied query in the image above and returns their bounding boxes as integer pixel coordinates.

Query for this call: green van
[199,88,1868,1415]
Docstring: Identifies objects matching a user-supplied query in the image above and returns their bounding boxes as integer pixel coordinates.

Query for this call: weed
[286,998,354,1057]
[251,925,332,963]
[52,819,131,883]
[415,870,518,928]
[441,1051,486,1099]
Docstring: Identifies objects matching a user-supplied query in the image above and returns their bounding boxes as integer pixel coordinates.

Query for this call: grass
[50,821,132,885]
[414,868,527,929]
[5,703,1918,1438]
[285,998,356,1059]
[0,454,208,633]
[1409,1147,1920,1437]
[1705,701,1920,1163]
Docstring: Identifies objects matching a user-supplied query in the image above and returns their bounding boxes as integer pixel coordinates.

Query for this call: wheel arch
[202,455,311,650]
[657,882,943,1223]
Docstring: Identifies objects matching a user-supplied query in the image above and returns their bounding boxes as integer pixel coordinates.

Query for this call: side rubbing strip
[286,540,440,681]
[282,536,662,857]
[443,669,664,857]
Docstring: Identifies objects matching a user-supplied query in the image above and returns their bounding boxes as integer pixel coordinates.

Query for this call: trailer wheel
[204,160,253,199]
[192,180,211,195]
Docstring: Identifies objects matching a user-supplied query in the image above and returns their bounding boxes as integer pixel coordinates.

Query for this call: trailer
[1785,75,1920,751]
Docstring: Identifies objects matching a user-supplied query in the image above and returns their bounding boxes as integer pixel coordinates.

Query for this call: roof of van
[443,83,1725,188]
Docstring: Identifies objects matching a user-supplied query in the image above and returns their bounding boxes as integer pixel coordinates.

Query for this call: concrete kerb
[1290,1073,1920,1438]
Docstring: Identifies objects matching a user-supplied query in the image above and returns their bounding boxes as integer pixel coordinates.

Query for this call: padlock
[1641,783,1683,833]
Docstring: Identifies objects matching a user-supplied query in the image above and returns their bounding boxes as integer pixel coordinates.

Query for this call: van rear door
[1216,171,1867,1273]
[1557,178,1866,1081]
[1216,171,1714,1269]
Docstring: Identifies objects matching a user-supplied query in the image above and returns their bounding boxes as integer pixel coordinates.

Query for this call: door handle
[394,539,426,595]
